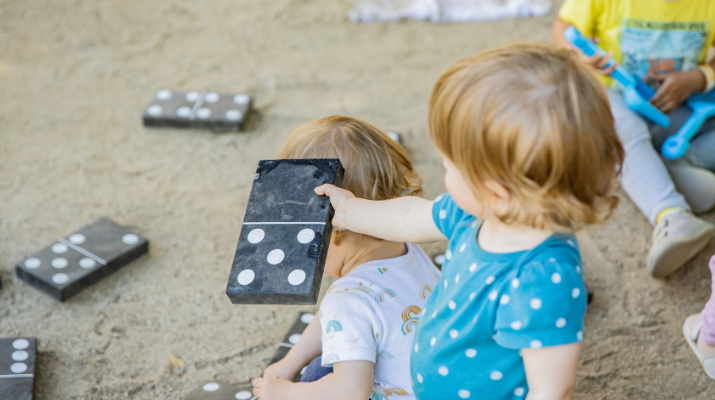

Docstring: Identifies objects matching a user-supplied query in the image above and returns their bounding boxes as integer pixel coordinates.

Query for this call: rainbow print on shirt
[376,351,394,360]
[401,305,421,335]
[325,320,343,333]
[420,284,433,300]
[375,288,397,302]
[322,353,340,365]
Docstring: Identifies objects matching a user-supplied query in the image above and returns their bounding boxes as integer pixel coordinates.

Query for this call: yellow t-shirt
[559,0,715,87]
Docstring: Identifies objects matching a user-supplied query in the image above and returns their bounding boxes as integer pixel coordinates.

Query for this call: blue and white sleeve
[431,194,473,240]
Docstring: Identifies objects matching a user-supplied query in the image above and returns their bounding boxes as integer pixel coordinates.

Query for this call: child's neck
[477,217,553,254]
[339,240,407,277]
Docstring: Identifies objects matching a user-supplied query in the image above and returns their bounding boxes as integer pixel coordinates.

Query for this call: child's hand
[566,37,617,77]
[262,358,299,382]
[252,376,293,400]
[314,184,357,231]
[649,69,707,113]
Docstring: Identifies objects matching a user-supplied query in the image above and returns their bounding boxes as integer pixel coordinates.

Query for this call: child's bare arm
[552,16,616,76]
[315,184,446,244]
[522,342,580,400]
[253,360,374,400]
[263,316,322,381]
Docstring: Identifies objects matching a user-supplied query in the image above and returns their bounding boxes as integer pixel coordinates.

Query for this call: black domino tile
[0,337,36,400]
[143,90,251,131]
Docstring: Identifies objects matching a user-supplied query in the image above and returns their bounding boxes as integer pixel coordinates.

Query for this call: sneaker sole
[649,223,714,278]
[668,163,715,213]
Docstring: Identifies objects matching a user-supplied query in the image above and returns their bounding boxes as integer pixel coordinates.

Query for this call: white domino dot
[267,249,284,264]
[79,258,96,269]
[146,105,163,116]
[465,348,477,358]
[288,269,306,285]
[205,92,220,103]
[24,258,41,269]
[122,234,139,245]
[297,229,315,244]
[186,91,200,102]
[225,109,243,121]
[289,333,301,344]
[233,94,250,104]
[235,392,252,400]
[13,339,29,349]
[156,90,172,100]
[10,363,27,374]
[69,234,85,244]
[196,108,212,119]
[247,229,265,244]
[52,243,68,253]
[176,106,191,118]
[203,383,220,392]
[490,371,503,380]
[301,313,314,324]
[237,269,255,285]
[52,273,69,284]
[51,258,68,269]
[458,389,470,398]
[11,350,28,361]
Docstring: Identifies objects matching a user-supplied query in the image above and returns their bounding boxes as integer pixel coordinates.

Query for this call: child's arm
[253,360,374,400]
[263,316,323,381]
[552,16,616,76]
[315,184,446,243]
[522,342,581,400]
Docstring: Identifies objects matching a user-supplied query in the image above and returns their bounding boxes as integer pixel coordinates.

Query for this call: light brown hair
[278,115,424,242]
[430,42,624,231]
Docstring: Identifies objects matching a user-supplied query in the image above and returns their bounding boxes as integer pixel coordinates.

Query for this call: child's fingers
[253,387,261,399]
[314,183,335,196]
[252,377,264,388]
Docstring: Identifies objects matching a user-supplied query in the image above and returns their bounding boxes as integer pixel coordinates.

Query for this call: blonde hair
[278,115,424,242]
[429,42,624,232]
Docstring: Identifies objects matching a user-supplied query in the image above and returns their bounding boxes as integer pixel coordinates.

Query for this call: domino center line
[188,90,206,120]
[0,374,33,379]
[242,222,326,225]
[57,238,107,265]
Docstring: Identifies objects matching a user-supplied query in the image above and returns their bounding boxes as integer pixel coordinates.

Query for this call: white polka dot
[176,106,191,118]
[435,194,444,202]
[226,109,243,121]
[296,229,315,244]
[500,294,510,305]
[52,243,68,253]
[472,221,478,228]
[430,337,436,346]
[485,275,495,284]
[233,94,250,104]
[203,382,220,392]
[235,391,252,400]
[575,265,581,273]
[417,373,423,383]
[448,300,456,310]
[10,363,27,374]
[146,105,163,116]
[460,243,466,252]
[551,273,562,284]
[567,239,576,247]
[438,366,449,376]
[122,234,139,245]
[439,209,447,219]
[432,311,437,318]
[572,288,580,298]
[12,339,29,350]
[414,343,419,352]
[490,371,503,380]
[465,348,477,358]
[52,273,69,284]
[511,278,519,288]
[556,318,566,328]
[469,263,477,272]
[24,258,41,269]
[514,387,525,396]
[156,89,172,100]
[186,91,200,102]
[455,274,460,283]
[11,351,28,361]
[449,329,458,339]
[488,290,498,301]
[79,258,96,269]
[301,313,314,324]
[289,333,301,344]
[548,258,556,262]
[469,292,476,300]
[196,107,212,119]
[51,258,68,269]
[287,269,306,285]
[510,321,522,330]
[530,298,542,310]
[444,280,448,289]
[530,340,543,349]
[246,229,265,243]
[458,389,470,398]
[237,269,255,285]
[69,234,85,244]
[577,331,583,341]
[267,249,284,264]
[205,92,220,103]
[445,249,452,260]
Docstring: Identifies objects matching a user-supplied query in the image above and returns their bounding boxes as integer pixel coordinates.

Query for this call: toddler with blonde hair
[252,116,440,400]
[316,43,624,399]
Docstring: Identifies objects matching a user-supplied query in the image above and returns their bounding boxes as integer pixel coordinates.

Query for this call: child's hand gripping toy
[661,90,715,159]
[564,26,670,128]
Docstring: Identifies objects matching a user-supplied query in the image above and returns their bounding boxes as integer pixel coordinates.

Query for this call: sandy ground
[2,0,715,398]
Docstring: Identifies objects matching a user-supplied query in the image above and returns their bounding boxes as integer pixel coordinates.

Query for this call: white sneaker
[648,212,714,278]
[666,160,715,213]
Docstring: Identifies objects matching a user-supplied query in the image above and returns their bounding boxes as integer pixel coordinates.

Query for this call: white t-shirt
[319,243,440,400]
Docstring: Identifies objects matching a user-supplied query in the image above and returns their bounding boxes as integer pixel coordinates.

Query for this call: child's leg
[701,255,715,346]
[688,129,715,172]
[300,356,334,383]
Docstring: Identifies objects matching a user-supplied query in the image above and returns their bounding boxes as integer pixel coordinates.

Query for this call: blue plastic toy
[564,26,671,128]
[661,90,715,159]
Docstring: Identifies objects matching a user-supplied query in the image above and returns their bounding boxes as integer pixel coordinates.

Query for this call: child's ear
[485,180,512,211]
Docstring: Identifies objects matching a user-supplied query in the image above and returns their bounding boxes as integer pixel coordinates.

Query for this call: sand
[1,0,714,398]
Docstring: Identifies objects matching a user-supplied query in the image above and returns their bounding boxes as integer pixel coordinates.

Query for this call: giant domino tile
[143,90,252,131]
[0,337,36,400]
[226,159,344,304]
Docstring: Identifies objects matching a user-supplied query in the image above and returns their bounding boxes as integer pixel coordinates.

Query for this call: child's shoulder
[506,234,584,290]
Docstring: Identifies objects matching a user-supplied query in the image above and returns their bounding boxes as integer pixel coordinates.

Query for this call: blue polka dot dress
[410,194,586,400]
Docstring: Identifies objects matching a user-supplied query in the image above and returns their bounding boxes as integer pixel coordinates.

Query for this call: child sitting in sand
[252,116,440,400]
[315,43,624,399]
